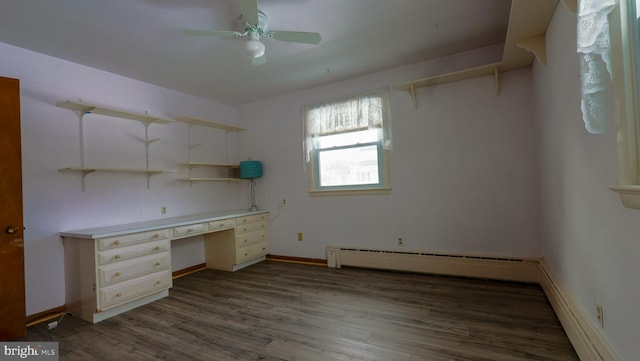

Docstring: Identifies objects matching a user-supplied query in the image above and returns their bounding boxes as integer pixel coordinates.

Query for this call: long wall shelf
[57,100,175,191]
[59,167,177,174]
[176,116,245,132]
[58,101,174,124]
[177,116,245,182]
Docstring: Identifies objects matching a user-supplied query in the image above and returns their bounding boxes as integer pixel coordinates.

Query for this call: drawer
[98,252,170,287]
[208,218,236,232]
[236,240,269,264]
[173,223,206,239]
[98,270,172,311]
[235,220,268,235]
[97,239,169,265]
[236,213,268,226]
[235,229,268,248]
[97,229,169,251]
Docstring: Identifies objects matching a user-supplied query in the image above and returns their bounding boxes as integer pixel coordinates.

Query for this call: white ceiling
[0,0,513,106]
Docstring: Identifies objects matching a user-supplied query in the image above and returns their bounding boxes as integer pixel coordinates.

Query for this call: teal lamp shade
[239,161,262,179]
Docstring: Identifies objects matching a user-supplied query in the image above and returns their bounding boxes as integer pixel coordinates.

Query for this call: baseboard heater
[326,247,540,283]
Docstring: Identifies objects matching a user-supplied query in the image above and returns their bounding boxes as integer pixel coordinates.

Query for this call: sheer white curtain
[303,89,392,163]
[577,0,616,134]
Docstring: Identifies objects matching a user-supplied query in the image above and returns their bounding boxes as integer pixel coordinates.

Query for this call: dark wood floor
[21,261,579,360]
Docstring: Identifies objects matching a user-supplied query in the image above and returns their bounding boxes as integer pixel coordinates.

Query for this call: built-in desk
[61,210,269,323]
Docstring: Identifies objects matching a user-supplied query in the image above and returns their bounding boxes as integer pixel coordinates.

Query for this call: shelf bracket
[80,169,95,192]
[517,34,547,66]
[409,84,417,109]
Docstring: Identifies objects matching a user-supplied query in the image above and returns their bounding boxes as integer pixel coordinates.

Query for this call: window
[304,90,392,194]
[609,0,640,208]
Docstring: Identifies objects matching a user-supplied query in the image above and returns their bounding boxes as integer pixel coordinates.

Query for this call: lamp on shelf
[239,160,263,211]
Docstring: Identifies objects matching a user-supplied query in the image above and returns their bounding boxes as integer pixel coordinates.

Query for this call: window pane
[318,145,380,187]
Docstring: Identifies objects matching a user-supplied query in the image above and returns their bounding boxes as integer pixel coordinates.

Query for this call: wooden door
[0,76,26,340]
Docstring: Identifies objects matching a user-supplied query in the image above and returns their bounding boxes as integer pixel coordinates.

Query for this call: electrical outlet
[160,206,167,215]
[398,237,403,246]
[596,304,604,328]
[297,232,303,241]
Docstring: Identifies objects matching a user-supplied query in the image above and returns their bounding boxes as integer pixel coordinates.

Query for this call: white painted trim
[326,247,540,283]
[539,259,620,361]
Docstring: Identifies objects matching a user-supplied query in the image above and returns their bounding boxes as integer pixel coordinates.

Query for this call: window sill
[309,187,391,196]
[609,185,640,209]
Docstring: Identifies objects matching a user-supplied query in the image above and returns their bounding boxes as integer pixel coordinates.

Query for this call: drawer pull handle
[243,228,247,232]
[154,262,161,266]
[243,219,247,223]
[187,228,193,232]
[115,292,122,298]
[115,272,121,277]
[243,239,247,243]
[153,246,161,251]
[244,253,249,257]
[155,280,162,285]
[153,234,160,239]
[262,248,266,251]
[114,240,120,246]
[114,255,121,260]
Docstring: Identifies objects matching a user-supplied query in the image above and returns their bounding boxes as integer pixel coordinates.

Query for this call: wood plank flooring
[20,261,579,360]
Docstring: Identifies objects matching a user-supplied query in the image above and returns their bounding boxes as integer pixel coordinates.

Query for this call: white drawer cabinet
[205,213,270,271]
[64,235,172,323]
[62,210,268,323]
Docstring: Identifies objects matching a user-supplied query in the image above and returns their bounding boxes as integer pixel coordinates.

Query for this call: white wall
[0,42,245,315]
[236,52,541,261]
[535,5,640,360]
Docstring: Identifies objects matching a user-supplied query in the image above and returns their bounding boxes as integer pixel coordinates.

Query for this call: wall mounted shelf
[57,100,174,191]
[175,116,245,132]
[176,117,245,183]
[58,101,174,124]
[177,162,241,182]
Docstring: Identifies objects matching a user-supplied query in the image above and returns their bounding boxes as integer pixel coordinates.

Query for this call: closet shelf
[57,101,174,124]
[176,116,245,132]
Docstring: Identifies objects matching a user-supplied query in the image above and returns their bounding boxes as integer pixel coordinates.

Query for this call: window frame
[312,139,385,191]
[304,90,392,195]
[609,0,640,208]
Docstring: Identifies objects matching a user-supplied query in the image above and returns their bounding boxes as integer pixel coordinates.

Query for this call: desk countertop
[60,210,268,239]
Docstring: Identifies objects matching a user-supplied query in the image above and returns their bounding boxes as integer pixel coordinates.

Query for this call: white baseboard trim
[327,247,540,283]
[539,259,619,361]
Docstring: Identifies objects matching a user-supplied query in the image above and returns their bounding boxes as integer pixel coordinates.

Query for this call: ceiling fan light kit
[184,0,321,64]
[246,39,265,58]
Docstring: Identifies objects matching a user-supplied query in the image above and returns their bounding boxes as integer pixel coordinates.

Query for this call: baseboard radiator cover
[326,247,540,283]
[539,259,620,361]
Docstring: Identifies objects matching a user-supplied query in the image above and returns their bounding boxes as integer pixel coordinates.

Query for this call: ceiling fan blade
[239,0,259,25]
[266,31,321,45]
[252,56,266,65]
[183,29,243,37]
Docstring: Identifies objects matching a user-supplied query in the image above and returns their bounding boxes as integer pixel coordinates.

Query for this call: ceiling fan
[184,0,322,65]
